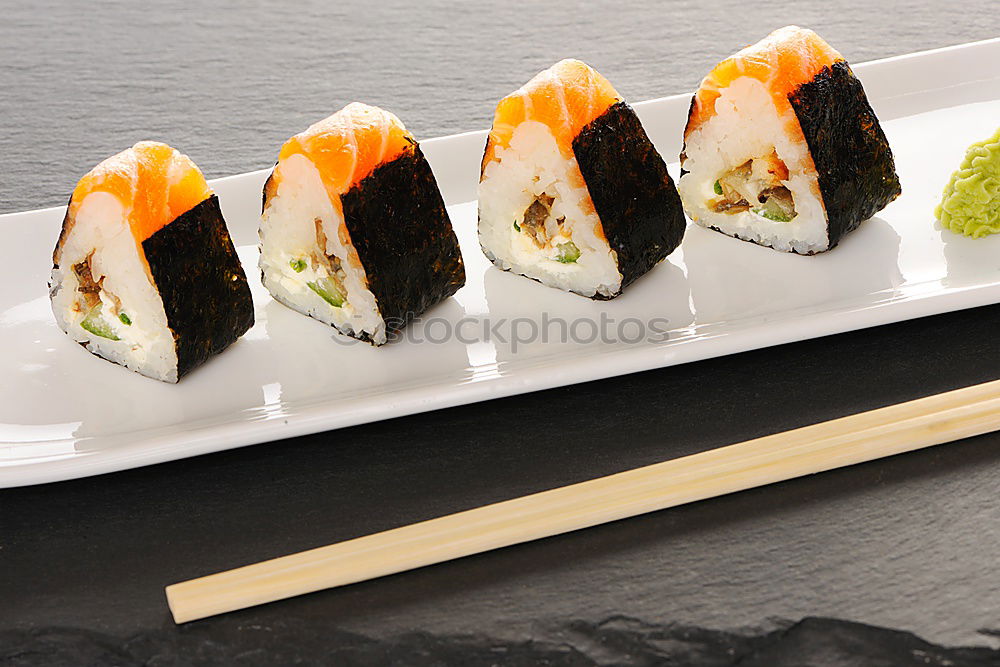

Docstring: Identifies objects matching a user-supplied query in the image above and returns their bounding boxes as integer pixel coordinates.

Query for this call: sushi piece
[50,141,254,382]
[260,103,465,345]
[478,59,686,299]
[678,26,901,254]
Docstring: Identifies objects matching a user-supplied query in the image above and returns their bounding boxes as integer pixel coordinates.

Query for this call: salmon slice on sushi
[260,102,465,345]
[678,26,901,254]
[50,141,254,383]
[479,59,686,299]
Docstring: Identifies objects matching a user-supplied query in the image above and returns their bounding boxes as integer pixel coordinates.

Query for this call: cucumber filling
[307,277,346,308]
[753,197,793,222]
[556,241,581,264]
[81,303,120,341]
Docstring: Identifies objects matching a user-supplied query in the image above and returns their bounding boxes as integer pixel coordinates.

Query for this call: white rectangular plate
[2,39,998,487]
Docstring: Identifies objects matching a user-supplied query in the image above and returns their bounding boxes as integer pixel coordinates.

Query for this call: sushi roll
[260,102,465,345]
[478,59,686,299]
[50,141,254,382]
[678,26,901,254]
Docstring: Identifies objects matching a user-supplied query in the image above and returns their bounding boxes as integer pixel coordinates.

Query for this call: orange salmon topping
[277,103,414,203]
[688,26,844,131]
[70,141,212,244]
[483,59,622,167]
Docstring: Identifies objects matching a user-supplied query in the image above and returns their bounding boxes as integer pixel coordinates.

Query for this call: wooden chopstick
[166,378,1000,623]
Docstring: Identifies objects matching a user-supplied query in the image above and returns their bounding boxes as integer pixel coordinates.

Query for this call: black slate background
[2,1,1000,664]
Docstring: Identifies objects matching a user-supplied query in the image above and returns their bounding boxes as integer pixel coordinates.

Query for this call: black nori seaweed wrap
[572,102,686,297]
[142,194,254,379]
[339,144,466,337]
[788,60,901,249]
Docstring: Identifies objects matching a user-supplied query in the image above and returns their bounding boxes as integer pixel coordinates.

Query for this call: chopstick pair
[166,378,1000,624]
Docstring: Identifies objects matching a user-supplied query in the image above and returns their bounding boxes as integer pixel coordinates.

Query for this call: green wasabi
[935,127,1000,238]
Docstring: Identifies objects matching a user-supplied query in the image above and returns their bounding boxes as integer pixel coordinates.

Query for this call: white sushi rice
[259,153,386,344]
[478,121,622,298]
[50,191,180,382]
[678,76,829,254]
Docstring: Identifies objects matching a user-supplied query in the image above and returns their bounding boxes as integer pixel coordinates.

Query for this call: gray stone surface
[1,0,997,213]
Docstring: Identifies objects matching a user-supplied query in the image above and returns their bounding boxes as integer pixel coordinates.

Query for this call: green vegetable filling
[513,220,521,232]
[753,206,792,223]
[81,304,120,341]
[555,241,581,264]
[713,180,723,195]
[289,258,307,273]
[935,127,1000,238]
[118,312,131,326]
[308,278,346,308]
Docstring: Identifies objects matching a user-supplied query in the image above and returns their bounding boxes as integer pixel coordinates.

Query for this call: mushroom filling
[710,151,797,222]
[515,195,581,264]
[72,254,129,340]
[73,256,103,311]
[296,218,348,308]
